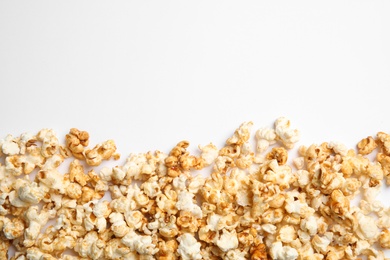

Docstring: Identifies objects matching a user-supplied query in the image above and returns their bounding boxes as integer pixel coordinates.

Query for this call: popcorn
[2,217,24,240]
[216,229,238,252]
[2,119,390,259]
[85,140,117,166]
[199,143,219,165]
[177,233,202,260]
[379,229,390,249]
[278,225,297,243]
[176,190,202,219]
[122,230,158,255]
[275,117,300,149]
[355,211,380,241]
[0,134,20,155]
[357,136,378,155]
[65,128,89,159]
[37,128,59,158]
[269,241,298,260]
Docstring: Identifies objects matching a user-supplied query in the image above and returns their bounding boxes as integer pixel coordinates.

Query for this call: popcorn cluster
[1,118,390,259]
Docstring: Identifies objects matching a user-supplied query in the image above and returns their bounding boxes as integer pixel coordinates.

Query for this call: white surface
[1,0,390,257]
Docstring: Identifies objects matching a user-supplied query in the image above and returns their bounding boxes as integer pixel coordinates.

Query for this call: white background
[1,0,390,258]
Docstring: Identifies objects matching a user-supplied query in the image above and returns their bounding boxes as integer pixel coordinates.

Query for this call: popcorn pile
[1,118,390,259]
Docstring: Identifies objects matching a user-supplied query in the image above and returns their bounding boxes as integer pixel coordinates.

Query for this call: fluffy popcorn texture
[2,118,390,259]
[177,233,202,260]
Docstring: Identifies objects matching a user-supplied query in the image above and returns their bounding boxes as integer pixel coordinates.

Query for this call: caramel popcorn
[2,118,390,259]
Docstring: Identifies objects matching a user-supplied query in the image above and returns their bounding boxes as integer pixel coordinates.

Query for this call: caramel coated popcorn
[2,117,390,259]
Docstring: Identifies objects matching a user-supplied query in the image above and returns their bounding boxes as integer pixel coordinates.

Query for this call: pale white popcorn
[177,233,202,260]
[278,225,296,243]
[26,247,56,260]
[23,206,50,247]
[74,231,105,259]
[173,174,188,191]
[109,212,130,238]
[312,232,333,254]
[363,185,381,203]
[295,170,310,187]
[284,191,315,218]
[293,157,305,170]
[213,155,234,173]
[216,229,239,252]
[124,210,145,230]
[37,128,59,158]
[378,207,390,228]
[0,165,16,194]
[98,167,113,182]
[19,132,36,154]
[176,190,202,218]
[41,153,64,171]
[122,230,158,255]
[354,239,384,259]
[122,153,154,180]
[256,139,270,153]
[0,134,20,155]
[275,117,300,149]
[18,181,45,204]
[188,174,206,194]
[255,128,276,153]
[199,143,219,165]
[112,166,126,182]
[269,241,298,260]
[141,175,161,198]
[328,141,348,156]
[225,249,247,260]
[96,216,107,233]
[356,211,380,241]
[8,190,29,208]
[262,223,277,234]
[256,127,277,143]
[300,215,318,236]
[93,200,110,218]
[104,238,131,259]
[297,230,311,244]
[263,160,293,190]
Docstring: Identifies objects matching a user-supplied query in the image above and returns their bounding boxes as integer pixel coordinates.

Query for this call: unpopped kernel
[1,117,390,259]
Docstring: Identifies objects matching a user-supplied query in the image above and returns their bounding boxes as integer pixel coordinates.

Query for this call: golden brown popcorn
[69,159,90,187]
[357,136,378,155]
[266,147,288,165]
[379,229,390,249]
[0,239,9,260]
[85,139,117,166]
[157,238,178,260]
[249,243,268,260]
[328,189,350,216]
[377,152,390,185]
[65,128,89,159]
[377,131,390,155]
